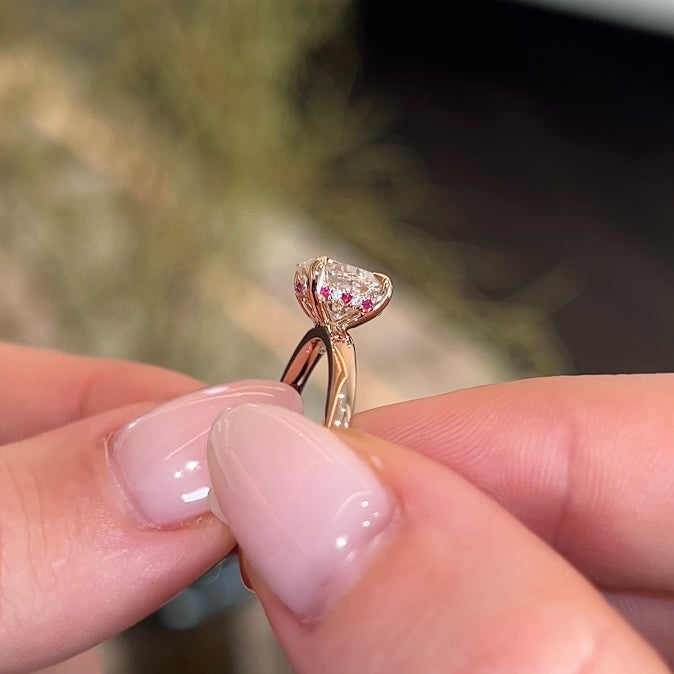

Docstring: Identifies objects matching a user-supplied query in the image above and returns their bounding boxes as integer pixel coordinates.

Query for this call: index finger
[0,342,200,443]
[354,374,674,592]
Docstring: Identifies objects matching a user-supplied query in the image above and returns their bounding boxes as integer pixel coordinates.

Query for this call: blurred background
[1,0,672,672]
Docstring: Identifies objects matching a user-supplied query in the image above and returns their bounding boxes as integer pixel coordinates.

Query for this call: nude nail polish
[109,380,303,528]
[207,403,396,620]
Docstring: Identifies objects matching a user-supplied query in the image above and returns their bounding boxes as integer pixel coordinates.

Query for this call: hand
[0,342,300,673]
[206,375,674,673]
[1,341,671,673]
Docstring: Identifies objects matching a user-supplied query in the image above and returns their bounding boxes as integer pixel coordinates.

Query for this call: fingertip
[207,404,397,622]
[109,381,302,528]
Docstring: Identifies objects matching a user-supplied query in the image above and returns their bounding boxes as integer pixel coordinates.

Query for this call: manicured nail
[207,403,396,621]
[109,380,302,528]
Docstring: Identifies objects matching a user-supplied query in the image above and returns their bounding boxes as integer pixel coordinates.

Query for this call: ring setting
[282,256,392,429]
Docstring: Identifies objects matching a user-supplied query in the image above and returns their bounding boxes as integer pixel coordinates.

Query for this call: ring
[281,256,393,429]
[240,256,393,590]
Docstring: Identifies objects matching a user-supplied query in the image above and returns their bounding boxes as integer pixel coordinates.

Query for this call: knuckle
[0,446,55,644]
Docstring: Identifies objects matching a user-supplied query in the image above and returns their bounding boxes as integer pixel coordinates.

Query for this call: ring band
[281,256,393,429]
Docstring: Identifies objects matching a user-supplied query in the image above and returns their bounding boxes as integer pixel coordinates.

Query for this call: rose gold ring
[281,256,393,429]
[238,256,393,591]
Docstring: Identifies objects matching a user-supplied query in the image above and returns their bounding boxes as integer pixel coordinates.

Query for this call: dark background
[356,0,674,373]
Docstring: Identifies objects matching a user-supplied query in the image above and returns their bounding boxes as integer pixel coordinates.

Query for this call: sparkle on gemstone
[295,257,388,325]
[320,259,382,322]
[294,264,311,295]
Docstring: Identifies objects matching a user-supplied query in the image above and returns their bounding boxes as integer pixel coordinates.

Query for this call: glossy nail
[207,403,396,621]
[109,380,302,528]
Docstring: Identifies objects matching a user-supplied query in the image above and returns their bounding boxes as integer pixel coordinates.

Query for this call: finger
[357,377,674,665]
[207,404,668,674]
[0,342,201,443]
[354,374,674,592]
[0,380,302,673]
[604,591,674,667]
[34,649,101,674]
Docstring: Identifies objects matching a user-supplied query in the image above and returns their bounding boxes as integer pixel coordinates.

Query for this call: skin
[0,342,671,673]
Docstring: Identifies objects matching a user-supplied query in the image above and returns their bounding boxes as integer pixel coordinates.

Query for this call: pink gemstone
[320,286,331,299]
[361,298,373,312]
[294,281,304,296]
[341,292,353,304]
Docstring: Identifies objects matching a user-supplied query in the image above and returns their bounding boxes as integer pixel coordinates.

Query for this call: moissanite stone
[315,258,385,323]
[294,257,391,328]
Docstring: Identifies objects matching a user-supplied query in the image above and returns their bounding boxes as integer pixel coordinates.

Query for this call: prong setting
[293,257,392,331]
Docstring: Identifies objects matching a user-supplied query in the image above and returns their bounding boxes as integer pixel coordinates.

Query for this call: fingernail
[109,380,303,528]
[207,403,396,621]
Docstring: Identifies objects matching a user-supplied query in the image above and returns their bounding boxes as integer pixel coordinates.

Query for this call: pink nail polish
[207,403,396,621]
[109,380,303,528]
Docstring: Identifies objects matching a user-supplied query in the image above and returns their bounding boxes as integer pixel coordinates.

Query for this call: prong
[341,271,393,331]
[294,268,319,323]
[310,256,332,326]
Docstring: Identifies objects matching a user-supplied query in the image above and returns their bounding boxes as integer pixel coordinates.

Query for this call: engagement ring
[281,257,393,429]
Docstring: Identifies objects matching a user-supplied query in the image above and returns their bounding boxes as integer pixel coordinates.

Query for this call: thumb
[207,404,668,674]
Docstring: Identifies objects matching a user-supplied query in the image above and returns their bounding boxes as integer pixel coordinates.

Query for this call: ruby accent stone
[318,260,383,322]
[295,257,389,325]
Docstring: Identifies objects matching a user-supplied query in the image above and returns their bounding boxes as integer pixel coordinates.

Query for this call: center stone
[297,258,384,323]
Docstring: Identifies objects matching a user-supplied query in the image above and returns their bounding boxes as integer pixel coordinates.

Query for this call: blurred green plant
[0,0,569,378]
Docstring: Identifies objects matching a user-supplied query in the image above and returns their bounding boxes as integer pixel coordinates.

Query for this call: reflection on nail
[109,381,303,527]
[208,404,396,620]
